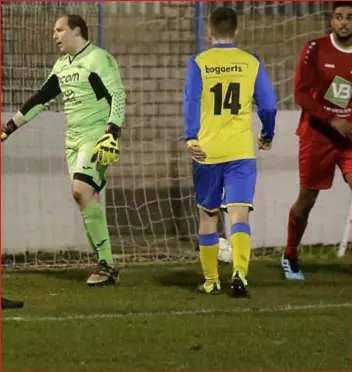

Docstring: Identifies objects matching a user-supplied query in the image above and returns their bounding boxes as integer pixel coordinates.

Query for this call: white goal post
[337,201,352,258]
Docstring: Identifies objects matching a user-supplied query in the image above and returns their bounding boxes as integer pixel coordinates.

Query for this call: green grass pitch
[2,254,352,370]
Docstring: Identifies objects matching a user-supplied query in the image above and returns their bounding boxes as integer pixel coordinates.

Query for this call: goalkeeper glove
[91,124,121,166]
[1,119,18,142]
[1,130,8,142]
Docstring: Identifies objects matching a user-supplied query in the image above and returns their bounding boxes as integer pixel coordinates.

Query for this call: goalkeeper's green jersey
[19,42,126,137]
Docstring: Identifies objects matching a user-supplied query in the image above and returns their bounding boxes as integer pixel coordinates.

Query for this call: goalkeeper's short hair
[66,14,89,41]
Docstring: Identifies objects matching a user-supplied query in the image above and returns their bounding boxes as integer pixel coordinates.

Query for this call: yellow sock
[230,223,251,278]
[199,233,219,283]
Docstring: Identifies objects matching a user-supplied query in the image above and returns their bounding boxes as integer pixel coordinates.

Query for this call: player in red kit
[281,2,352,280]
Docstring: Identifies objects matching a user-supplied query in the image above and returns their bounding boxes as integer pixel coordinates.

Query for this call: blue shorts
[192,159,257,212]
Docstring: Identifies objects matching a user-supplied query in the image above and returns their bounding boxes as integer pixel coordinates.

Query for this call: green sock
[81,203,114,266]
[83,220,98,259]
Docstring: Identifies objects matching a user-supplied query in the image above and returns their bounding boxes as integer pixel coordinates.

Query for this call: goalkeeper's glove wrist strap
[4,119,18,136]
[106,123,121,140]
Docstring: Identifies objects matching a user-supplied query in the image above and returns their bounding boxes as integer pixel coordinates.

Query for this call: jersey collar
[330,33,352,54]
[69,41,91,63]
[211,43,237,48]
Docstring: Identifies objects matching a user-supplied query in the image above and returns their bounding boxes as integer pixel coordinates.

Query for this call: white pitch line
[3,302,352,323]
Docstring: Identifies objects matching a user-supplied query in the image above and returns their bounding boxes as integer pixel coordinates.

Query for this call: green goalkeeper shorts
[66,135,108,193]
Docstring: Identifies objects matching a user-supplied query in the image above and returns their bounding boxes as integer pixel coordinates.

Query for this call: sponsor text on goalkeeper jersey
[19,42,125,138]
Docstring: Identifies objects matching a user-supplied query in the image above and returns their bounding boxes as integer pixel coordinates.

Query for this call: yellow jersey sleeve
[183,43,277,164]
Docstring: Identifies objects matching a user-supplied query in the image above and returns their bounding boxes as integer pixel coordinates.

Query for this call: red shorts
[299,139,352,190]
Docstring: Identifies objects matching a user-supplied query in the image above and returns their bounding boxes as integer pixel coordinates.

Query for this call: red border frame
[0,0,347,371]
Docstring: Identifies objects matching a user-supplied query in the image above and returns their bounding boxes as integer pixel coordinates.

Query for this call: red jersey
[295,34,352,150]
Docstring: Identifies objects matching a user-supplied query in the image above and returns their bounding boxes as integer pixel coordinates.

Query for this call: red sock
[284,208,308,259]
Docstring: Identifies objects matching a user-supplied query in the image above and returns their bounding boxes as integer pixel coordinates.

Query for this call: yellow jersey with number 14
[183,43,277,164]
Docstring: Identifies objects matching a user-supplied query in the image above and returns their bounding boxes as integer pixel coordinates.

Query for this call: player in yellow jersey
[183,6,277,297]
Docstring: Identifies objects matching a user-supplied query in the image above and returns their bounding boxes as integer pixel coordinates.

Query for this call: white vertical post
[337,200,352,257]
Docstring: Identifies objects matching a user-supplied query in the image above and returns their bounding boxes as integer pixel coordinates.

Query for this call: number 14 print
[210,82,241,115]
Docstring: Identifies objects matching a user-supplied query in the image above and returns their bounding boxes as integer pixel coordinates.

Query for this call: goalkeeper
[183,6,276,297]
[1,15,126,287]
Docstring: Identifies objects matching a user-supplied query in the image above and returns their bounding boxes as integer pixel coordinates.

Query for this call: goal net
[2,1,349,267]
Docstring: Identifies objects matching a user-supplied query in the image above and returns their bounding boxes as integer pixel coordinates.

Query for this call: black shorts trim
[73,173,106,193]
[220,206,254,213]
